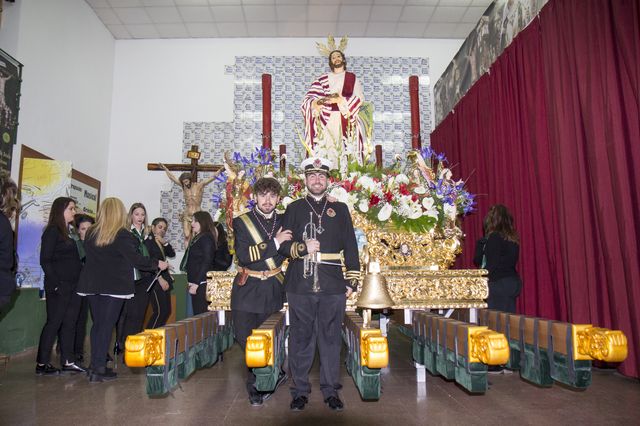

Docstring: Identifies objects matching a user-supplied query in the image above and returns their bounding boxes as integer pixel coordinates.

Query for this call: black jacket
[278,197,360,295]
[77,228,158,296]
[144,236,175,290]
[40,225,83,293]
[0,214,16,298]
[230,211,285,314]
[474,232,520,282]
[183,232,217,285]
[211,222,233,271]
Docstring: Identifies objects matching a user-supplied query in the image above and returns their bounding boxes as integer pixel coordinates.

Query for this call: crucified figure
[159,163,221,241]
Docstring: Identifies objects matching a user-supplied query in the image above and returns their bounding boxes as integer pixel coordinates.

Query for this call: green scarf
[180,233,202,272]
[68,227,85,261]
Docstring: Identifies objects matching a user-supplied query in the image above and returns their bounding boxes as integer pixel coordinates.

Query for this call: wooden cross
[147,145,222,181]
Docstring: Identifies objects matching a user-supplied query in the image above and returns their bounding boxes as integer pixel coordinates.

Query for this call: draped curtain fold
[431,0,640,377]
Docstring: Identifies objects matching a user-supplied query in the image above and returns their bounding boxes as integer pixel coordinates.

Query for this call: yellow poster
[16,158,72,288]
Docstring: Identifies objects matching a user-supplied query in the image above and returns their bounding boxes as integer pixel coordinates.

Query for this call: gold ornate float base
[206,268,487,311]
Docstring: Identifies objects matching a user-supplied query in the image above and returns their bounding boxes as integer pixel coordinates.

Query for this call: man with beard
[159,164,221,241]
[231,177,292,406]
[301,50,366,169]
[278,157,361,412]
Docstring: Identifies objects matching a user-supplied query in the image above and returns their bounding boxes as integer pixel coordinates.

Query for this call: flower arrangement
[213,146,475,236]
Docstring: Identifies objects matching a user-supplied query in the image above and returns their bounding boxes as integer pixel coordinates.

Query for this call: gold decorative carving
[124,332,163,367]
[469,328,510,365]
[577,327,628,363]
[352,212,463,270]
[207,268,487,311]
[246,332,272,368]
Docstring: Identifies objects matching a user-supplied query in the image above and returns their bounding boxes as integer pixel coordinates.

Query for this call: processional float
[126,36,627,397]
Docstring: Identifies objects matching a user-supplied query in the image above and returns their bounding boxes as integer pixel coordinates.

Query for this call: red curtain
[431,0,640,377]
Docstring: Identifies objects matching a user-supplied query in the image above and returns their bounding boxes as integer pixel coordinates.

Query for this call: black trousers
[87,295,124,371]
[146,284,171,329]
[191,284,208,315]
[287,292,346,399]
[74,297,89,356]
[232,310,271,394]
[487,276,522,313]
[36,285,81,365]
[117,279,150,346]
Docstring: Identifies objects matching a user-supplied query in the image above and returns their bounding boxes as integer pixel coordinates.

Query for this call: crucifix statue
[148,145,223,241]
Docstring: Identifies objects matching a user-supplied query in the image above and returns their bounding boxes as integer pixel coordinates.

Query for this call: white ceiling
[85,0,493,40]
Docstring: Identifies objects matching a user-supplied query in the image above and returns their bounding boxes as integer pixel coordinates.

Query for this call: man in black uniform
[231,177,292,406]
[278,157,361,411]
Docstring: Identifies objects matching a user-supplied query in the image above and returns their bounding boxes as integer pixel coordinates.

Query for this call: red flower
[411,194,419,202]
[369,194,381,207]
[384,191,394,203]
[399,183,410,196]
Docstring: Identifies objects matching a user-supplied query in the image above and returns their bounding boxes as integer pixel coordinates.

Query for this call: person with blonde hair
[77,197,168,383]
[0,171,19,313]
[114,202,153,355]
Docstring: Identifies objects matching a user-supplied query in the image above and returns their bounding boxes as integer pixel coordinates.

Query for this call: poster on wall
[16,158,72,289]
[0,48,23,174]
[70,177,99,217]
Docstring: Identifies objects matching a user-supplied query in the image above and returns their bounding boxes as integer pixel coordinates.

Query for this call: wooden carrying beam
[124,311,235,396]
[245,311,287,392]
[477,309,628,389]
[342,311,389,401]
[411,310,509,393]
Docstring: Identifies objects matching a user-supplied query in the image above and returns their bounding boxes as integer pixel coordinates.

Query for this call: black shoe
[62,363,87,374]
[290,396,308,411]
[248,389,263,407]
[324,395,344,411]
[35,363,60,376]
[89,369,117,383]
[262,371,288,402]
[106,353,113,362]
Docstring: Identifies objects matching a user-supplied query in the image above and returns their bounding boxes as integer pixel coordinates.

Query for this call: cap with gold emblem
[300,157,332,175]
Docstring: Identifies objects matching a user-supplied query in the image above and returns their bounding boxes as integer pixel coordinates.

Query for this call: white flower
[395,173,410,184]
[329,186,349,203]
[414,186,426,194]
[422,197,435,210]
[358,176,377,192]
[282,196,294,208]
[358,200,369,213]
[444,203,458,220]
[378,203,393,221]
[213,209,222,222]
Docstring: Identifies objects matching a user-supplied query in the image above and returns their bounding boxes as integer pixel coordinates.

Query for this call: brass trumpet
[302,212,321,293]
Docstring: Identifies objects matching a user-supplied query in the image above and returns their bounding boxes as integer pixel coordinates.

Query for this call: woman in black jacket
[36,197,85,375]
[145,217,175,328]
[0,171,18,314]
[473,204,522,313]
[181,211,217,315]
[77,197,168,382]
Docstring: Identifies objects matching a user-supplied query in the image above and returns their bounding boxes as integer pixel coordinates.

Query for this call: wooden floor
[1,324,639,425]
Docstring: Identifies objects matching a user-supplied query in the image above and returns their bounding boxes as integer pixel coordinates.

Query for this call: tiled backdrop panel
[162,56,431,249]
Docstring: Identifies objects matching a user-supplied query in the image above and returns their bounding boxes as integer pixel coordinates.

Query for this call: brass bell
[356,260,395,309]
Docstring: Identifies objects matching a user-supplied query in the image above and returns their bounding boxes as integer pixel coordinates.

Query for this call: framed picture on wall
[0,48,23,174]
